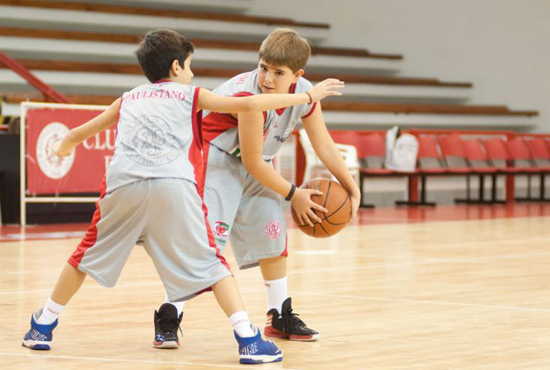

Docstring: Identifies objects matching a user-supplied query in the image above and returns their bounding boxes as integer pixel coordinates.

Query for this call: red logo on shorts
[265,221,282,240]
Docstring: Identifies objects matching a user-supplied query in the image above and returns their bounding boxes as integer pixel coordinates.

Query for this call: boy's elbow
[240,98,256,113]
[241,155,260,173]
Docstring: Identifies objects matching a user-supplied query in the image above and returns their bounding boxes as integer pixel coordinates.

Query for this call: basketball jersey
[202,69,317,160]
[106,80,202,193]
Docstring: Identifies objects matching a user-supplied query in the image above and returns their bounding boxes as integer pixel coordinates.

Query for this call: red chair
[438,133,499,204]
[507,137,550,201]
[523,137,550,201]
[334,131,419,208]
[460,138,501,203]
[525,138,550,168]
[482,137,525,203]
[395,135,445,207]
[354,132,401,207]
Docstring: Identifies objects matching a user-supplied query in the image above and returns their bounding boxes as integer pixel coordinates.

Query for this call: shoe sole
[22,341,51,350]
[240,354,283,364]
[152,340,179,349]
[264,327,320,341]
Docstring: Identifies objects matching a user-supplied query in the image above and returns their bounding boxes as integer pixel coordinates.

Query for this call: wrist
[285,184,297,201]
[304,91,313,104]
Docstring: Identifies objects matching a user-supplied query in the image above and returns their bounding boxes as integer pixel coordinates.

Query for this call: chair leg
[516,173,550,202]
[359,173,375,208]
[395,175,436,207]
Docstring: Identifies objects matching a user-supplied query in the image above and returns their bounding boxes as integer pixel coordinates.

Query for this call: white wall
[247,0,550,132]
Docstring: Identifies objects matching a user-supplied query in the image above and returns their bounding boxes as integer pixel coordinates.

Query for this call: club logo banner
[26,107,115,195]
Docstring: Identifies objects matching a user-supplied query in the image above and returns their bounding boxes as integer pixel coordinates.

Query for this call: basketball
[291,178,352,238]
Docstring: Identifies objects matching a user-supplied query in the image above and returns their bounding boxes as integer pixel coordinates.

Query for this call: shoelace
[158,318,183,338]
[283,308,307,329]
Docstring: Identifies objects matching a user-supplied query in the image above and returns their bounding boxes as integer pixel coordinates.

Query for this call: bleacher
[0,0,538,130]
[0,0,546,219]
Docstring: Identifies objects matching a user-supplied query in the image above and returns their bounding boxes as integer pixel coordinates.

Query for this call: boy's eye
[261,66,268,71]
[276,72,284,76]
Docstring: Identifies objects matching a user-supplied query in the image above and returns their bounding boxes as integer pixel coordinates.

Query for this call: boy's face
[257,59,304,94]
[172,55,194,84]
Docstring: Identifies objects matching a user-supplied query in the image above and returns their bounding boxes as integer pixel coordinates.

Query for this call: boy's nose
[264,73,274,85]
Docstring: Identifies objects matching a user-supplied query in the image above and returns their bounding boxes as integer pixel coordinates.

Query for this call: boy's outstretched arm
[56,98,121,157]
[197,79,343,114]
[238,112,328,227]
[302,103,361,220]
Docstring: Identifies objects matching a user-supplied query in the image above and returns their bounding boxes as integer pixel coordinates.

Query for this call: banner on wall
[24,105,113,195]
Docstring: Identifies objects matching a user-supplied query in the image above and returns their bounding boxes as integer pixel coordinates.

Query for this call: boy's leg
[260,256,320,341]
[144,179,281,363]
[22,263,86,350]
[212,276,283,364]
[23,180,148,351]
[230,175,320,341]
[152,145,244,348]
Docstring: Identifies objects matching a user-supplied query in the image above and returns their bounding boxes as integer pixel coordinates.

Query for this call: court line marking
[0,352,300,370]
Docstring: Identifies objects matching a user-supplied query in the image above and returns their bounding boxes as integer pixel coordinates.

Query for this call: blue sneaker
[234,327,283,364]
[22,308,58,350]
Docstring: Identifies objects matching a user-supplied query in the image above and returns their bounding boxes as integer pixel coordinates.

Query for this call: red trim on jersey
[275,83,297,116]
[302,102,317,118]
[68,175,107,268]
[202,91,266,143]
[189,91,231,273]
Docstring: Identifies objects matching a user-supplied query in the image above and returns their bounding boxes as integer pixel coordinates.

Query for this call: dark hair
[135,29,194,83]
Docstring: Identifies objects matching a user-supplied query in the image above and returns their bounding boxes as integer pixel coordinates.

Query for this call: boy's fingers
[308,211,323,223]
[303,213,314,227]
[312,204,328,213]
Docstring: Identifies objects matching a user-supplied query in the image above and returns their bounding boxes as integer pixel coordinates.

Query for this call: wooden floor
[2,205,550,369]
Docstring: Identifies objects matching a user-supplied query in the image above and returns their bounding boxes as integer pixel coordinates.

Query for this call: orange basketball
[291,178,352,238]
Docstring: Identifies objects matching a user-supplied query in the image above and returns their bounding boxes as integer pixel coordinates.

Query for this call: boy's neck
[154,78,175,84]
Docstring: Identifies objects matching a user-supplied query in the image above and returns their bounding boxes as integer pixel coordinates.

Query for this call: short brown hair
[135,29,194,83]
[258,28,311,73]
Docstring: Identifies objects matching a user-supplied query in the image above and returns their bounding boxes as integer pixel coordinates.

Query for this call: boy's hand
[307,79,344,102]
[291,188,328,227]
[51,140,73,157]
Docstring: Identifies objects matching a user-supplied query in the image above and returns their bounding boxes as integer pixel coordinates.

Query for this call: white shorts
[69,178,232,301]
[202,144,287,269]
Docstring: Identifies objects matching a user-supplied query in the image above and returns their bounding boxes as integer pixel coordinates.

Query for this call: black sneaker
[153,303,183,349]
[263,297,320,341]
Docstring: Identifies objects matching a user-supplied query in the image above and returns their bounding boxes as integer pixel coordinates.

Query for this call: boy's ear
[292,69,305,82]
[169,59,181,77]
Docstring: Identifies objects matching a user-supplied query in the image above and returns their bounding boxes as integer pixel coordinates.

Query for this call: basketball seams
[318,222,330,236]
[292,178,351,238]
[324,196,351,225]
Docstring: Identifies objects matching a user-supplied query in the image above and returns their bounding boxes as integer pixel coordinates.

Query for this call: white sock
[264,277,288,314]
[37,297,64,324]
[230,311,255,338]
[164,292,185,316]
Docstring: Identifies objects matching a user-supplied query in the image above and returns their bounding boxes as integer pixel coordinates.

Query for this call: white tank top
[106,81,202,193]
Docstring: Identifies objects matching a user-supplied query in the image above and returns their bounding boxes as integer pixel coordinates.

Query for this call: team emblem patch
[122,115,179,166]
[265,221,282,240]
[214,221,229,237]
[36,122,75,179]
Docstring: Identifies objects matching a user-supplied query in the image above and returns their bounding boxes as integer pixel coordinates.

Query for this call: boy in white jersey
[21,29,343,364]
[158,28,361,343]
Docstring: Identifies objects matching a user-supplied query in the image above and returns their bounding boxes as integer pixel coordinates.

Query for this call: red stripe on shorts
[68,175,107,268]
[280,234,289,257]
